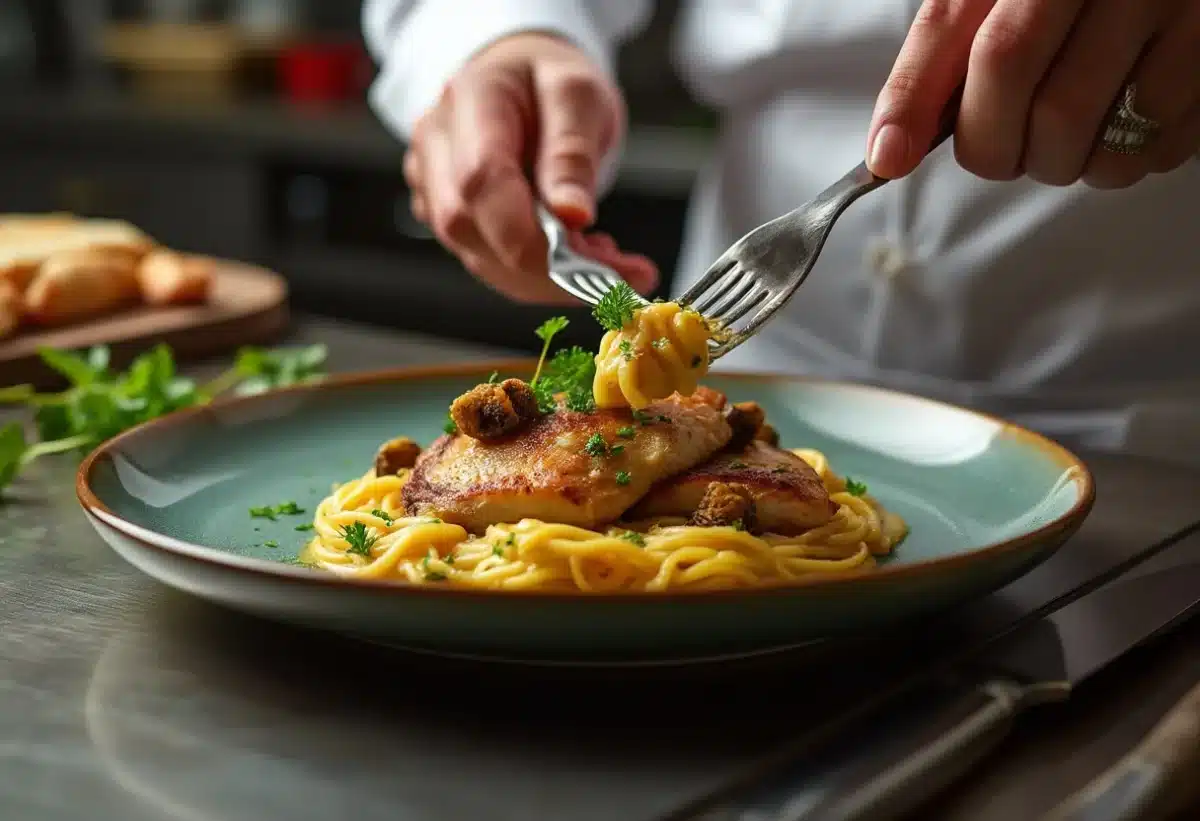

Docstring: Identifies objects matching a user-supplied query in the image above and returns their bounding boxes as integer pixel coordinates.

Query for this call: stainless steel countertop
[2,317,1198,821]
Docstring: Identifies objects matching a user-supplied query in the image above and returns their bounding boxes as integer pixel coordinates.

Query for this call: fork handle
[927,84,965,157]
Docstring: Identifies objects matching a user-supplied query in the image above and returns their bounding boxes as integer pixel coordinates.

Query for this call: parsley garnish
[845,478,868,496]
[339,521,377,556]
[731,519,745,531]
[264,539,279,548]
[592,281,642,331]
[610,444,625,456]
[487,371,500,384]
[620,530,646,547]
[370,508,393,524]
[618,339,636,361]
[0,343,327,494]
[492,542,505,557]
[250,501,305,520]
[443,412,458,435]
[617,426,635,439]
[531,345,596,414]
[652,338,669,350]
[294,523,314,532]
[421,554,447,581]
[531,316,569,385]
[615,470,631,486]
[631,409,654,426]
[584,433,609,457]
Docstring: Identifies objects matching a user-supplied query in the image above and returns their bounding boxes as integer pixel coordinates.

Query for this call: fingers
[868,0,998,179]
[533,69,622,229]
[1024,0,1159,186]
[955,0,1085,180]
[1085,2,1200,187]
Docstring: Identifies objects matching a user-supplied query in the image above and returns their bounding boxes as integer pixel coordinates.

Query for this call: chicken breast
[627,440,837,534]
[402,392,733,532]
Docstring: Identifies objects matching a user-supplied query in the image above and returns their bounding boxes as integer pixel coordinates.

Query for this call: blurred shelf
[0,89,713,196]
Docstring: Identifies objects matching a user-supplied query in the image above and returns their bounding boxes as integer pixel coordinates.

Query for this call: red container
[279,39,367,103]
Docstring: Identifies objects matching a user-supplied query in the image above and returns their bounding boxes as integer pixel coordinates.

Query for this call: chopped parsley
[615,470,632,486]
[443,412,458,435]
[731,519,746,531]
[421,555,447,581]
[492,542,506,557]
[845,478,868,496]
[592,281,642,331]
[652,337,669,350]
[264,540,279,548]
[444,553,455,565]
[584,433,610,457]
[294,523,314,532]
[370,508,393,524]
[339,521,377,556]
[620,530,646,547]
[618,339,637,361]
[250,500,305,520]
[616,426,635,439]
[486,371,500,384]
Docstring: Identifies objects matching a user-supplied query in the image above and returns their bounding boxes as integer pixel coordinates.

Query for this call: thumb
[534,70,621,230]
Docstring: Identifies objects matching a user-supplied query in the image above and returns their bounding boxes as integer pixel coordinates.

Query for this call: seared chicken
[628,440,837,534]
[403,391,733,532]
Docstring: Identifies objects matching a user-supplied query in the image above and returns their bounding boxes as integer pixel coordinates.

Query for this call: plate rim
[76,359,1096,603]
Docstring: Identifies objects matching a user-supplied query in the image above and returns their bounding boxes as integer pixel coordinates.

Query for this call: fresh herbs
[631,409,670,426]
[845,478,868,497]
[370,508,394,525]
[532,345,596,414]
[592,281,642,331]
[731,519,746,531]
[531,316,570,385]
[616,426,635,439]
[0,343,328,493]
[619,530,646,547]
[652,338,669,350]
[339,521,377,556]
[249,500,306,521]
[618,339,636,361]
[443,413,458,435]
[264,539,279,548]
[421,554,447,581]
[615,470,632,486]
[584,433,609,457]
[294,523,315,532]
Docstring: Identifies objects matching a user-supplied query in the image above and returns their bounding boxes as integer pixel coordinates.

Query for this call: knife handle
[1042,678,1200,821]
[665,676,1069,821]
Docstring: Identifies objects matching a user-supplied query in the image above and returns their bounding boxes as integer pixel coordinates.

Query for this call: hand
[867,0,1200,188]
[404,33,658,304]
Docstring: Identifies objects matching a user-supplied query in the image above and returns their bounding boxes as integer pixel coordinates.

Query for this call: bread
[137,249,214,306]
[0,280,20,339]
[23,247,141,326]
[0,216,154,293]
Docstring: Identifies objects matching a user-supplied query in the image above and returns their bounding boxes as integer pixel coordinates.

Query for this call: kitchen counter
[1,316,1198,821]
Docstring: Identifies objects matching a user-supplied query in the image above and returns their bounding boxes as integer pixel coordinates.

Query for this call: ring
[1101,83,1161,155]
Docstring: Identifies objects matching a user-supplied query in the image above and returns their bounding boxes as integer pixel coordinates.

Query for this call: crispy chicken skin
[628,440,837,534]
[403,391,733,532]
[374,437,422,476]
[724,401,766,451]
[690,481,758,532]
[450,378,540,441]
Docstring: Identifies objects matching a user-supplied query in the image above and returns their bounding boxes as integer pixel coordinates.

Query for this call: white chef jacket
[362,0,1200,466]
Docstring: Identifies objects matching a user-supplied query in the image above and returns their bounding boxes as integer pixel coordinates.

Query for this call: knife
[661,530,1200,821]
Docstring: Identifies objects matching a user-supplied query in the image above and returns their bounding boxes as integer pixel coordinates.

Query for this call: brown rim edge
[76,360,1097,603]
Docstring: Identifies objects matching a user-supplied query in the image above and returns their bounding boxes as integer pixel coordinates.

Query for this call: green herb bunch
[0,343,328,493]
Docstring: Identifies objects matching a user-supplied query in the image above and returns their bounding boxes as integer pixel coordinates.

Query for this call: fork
[540,95,961,359]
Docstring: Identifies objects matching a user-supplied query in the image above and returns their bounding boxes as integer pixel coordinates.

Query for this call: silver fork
[540,95,961,359]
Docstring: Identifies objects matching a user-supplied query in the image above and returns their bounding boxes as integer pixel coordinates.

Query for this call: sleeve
[362,0,653,140]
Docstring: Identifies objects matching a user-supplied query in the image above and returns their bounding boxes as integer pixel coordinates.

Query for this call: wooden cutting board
[0,258,289,389]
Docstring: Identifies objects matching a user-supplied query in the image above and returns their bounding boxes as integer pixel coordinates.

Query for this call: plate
[77,362,1094,664]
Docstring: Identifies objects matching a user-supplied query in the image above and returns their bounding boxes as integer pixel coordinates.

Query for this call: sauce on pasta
[592,302,713,410]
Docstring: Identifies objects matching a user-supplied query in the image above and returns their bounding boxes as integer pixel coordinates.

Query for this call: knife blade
[661,528,1200,821]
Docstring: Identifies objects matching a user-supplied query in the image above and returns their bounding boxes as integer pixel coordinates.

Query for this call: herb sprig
[0,343,328,493]
[845,478,868,497]
[592,282,642,332]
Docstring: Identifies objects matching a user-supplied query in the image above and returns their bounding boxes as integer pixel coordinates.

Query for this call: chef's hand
[404,33,658,304]
[867,0,1200,188]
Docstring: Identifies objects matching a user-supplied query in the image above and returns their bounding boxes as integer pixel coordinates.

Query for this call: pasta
[593,301,713,409]
[303,449,908,593]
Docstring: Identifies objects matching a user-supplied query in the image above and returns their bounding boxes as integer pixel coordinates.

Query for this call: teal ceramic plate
[77,362,1094,665]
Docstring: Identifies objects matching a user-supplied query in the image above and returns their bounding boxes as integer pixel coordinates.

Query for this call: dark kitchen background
[0,0,716,354]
